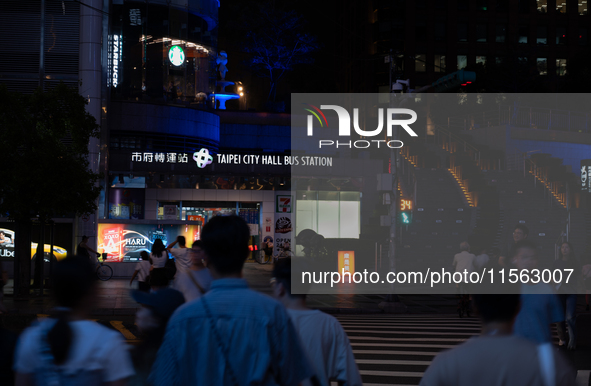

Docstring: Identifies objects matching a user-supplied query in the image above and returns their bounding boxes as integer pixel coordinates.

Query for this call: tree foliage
[239,1,318,102]
[0,82,101,222]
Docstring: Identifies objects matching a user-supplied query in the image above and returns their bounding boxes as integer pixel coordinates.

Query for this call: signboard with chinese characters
[130,149,332,169]
[582,159,591,194]
[338,251,355,276]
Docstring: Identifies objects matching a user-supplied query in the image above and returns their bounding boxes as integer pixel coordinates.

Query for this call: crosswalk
[335,315,481,386]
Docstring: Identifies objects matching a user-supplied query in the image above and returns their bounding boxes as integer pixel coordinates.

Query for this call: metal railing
[447,105,591,133]
[508,149,569,209]
[434,126,481,166]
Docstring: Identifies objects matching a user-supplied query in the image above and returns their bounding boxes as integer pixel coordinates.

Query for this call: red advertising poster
[101,226,123,262]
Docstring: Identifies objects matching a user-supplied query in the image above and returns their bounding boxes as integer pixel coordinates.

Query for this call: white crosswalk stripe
[335,315,480,386]
[336,314,566,385]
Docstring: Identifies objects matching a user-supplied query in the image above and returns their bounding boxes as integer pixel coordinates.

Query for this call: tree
[0,82,101,297]
[239,1,318,104]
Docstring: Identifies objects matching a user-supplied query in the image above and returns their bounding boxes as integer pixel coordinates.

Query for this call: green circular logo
[169,46,185,66]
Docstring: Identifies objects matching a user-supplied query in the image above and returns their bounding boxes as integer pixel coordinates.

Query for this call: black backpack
[165,257,177,280]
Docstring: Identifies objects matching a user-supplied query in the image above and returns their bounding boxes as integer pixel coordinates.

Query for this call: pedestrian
[149,215,314,386]
[13,256,134,385]
[272,258,362,386]
[473,246,490,271]
[77,235,101,262]
[512,240,564,347]
[420,293,575,386]
[499,224,529,267]
[167,236,192,285]
[171,240,212,302]
[453,241,475,317]
[130,251,152,292]
[150,239,169,290]
[553,241,580,350]
[128,288,185,386]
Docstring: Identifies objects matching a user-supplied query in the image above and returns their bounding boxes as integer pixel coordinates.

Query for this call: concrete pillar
[77,0,103,250]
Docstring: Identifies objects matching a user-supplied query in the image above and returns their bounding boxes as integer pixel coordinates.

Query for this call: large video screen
[97,223,201,262]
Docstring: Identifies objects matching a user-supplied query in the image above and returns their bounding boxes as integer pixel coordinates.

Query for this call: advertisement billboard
[97,223,201,262]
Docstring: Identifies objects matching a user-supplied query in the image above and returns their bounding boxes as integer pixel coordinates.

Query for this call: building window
[537,26,547,44]
[296,191,361,239]
[416,23,427,42]
[536,0,548,13]
[435,55,446,72]
[537,58,547,75]
[556,0,566,13]
[476,24,487,42]
[579,28,588,45]
[458,0,469,10]
[496,0,509,12]
[556,27,567,44]
[435,0,447,9]
[496,24,507,42]
[476,56,486,65]
[415,54,426,72]
[518,26,528,44]
[556,59,567,76]
[458,23,468,42]
[519,0,529,13]
[457,55,468,70]
[579,0,588,14]
[477,0,488,11]
[435,22,446,41]
[495,57,504,65]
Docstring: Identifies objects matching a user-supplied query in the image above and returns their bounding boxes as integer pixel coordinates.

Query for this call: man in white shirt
[167,235,192,279]
[420,293,575,386]
[272,258,362,386]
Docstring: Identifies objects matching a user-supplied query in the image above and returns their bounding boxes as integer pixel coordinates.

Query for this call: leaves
[0,82,101,222]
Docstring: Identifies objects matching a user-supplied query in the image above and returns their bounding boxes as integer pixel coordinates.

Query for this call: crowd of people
[0,217,587,385]
[6,216,363,386]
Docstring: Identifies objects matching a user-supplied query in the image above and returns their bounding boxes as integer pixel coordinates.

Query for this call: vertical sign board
[274,194,293,256]
[582,159,591,194]
[338,251,355,278]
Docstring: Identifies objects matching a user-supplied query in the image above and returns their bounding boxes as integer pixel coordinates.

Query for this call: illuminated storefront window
[296,191,361,239]
[109,1,217,104]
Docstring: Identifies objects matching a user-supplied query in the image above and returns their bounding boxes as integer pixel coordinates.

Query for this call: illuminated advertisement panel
[97,223,201,262]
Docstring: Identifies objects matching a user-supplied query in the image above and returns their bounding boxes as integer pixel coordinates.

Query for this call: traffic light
[399,199,412,224]
[431,70,476,92]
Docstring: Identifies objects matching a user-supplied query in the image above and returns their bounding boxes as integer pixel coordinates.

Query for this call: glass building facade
[109,1,218,104]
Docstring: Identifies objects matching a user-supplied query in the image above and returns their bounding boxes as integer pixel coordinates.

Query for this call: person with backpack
[150,239,169,290]
[130,251,152,292]
[14,256,134,385]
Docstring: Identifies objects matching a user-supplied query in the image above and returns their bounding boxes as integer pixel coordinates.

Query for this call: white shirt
[453,251,475,274]
[287,309,362,386]
[172,268,213,302]
[14,319,134,382]
[170,247,192,271]
[135,260,151,282]
[151,251,168,268]
[474,253,490,271]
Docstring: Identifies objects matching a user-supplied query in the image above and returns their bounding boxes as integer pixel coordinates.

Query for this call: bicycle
[95,253,113,281]
[272,246,294,263]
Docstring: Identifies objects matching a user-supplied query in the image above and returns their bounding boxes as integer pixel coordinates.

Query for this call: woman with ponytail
[14,256,134,385]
